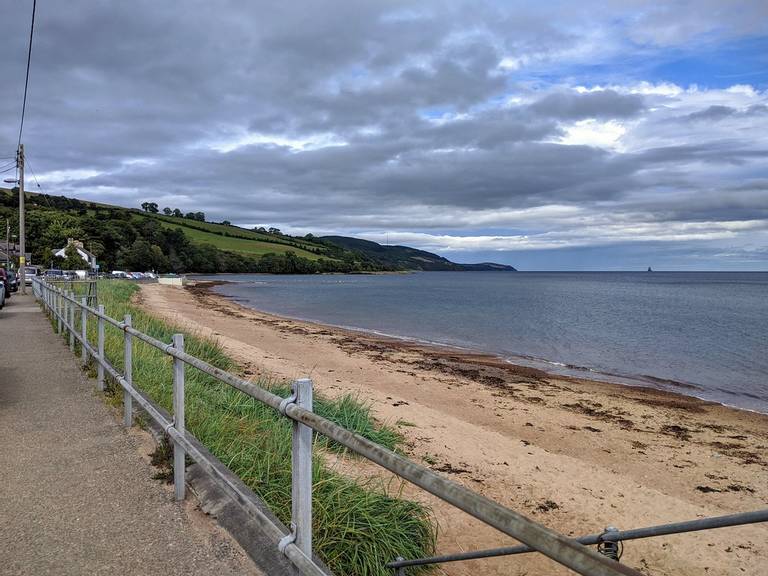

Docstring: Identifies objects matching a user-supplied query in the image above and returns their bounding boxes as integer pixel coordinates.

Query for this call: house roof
[53,240,97,260]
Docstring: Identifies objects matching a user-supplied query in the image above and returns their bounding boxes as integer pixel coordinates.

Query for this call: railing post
[292,377,314,558]
[81,297,88,365]
[97,304,105,391]
[172,333,186,501]
[123,314,133,427]
[68,292,75,352]
[57,289,62,334]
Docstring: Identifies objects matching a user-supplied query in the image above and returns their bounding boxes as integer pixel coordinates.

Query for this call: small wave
[636,374,701,390]
[714,387,764,400]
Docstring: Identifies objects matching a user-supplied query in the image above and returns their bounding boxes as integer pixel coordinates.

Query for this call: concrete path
[0,294,261,576]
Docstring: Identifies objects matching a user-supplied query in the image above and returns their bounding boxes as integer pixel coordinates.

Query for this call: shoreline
[138,280,768,576]
[196,278,758,416]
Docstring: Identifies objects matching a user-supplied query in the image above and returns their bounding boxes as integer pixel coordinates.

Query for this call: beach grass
[74,280,436,576]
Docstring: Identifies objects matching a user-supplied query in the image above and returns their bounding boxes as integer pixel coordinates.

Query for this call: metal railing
[44,278,98,307]
[31,278,766,575]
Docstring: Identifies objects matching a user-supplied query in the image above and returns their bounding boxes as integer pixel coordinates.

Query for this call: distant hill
[320,236,516,271]
[0,187,514,273]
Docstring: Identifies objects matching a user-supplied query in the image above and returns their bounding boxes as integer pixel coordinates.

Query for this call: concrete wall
[158,276,186,287]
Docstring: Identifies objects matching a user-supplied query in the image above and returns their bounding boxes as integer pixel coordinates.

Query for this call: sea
[195,272,768,413]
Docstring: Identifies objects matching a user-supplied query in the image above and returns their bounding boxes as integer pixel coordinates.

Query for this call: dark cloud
[685,105,737,121]
[0,0,766,268]
[530,90,646,120]
[681,103,768,123]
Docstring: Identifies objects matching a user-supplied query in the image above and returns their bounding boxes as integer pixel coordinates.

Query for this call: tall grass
[74,280,435,576]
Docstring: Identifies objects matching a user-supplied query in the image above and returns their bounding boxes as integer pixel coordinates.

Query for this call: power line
[18,0,38,150]
[23,156,57,212]
[24,157,47,193]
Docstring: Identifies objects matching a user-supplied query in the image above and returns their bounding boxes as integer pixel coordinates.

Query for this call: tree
[268,227,281,235]
[162,207,172,216]
[222,220,231,226]
[117,239,169,271]
[59,244,87,270]
[172,208,183,217]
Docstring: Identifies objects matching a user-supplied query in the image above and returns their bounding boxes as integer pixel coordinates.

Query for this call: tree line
[0,190,386,274]
[141,202,205,222]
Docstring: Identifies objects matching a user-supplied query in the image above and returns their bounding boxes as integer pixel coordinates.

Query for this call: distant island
[0,188,514,274]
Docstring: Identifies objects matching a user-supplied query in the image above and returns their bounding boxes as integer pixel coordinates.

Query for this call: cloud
[531,89,646,120]
[0,0,766,269]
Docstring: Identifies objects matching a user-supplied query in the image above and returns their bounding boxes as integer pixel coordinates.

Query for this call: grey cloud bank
[1,1,767,269]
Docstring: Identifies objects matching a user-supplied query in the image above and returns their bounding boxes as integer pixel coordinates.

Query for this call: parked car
[0,269,10,300]
[23,266,40,285]
[6,270,18,293]
[0,279,5,309]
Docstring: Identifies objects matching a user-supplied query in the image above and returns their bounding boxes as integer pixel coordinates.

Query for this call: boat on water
[647,266,653,272]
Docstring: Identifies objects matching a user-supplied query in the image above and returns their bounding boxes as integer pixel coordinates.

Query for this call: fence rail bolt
[172,333,186,501]
[123,314,133,427]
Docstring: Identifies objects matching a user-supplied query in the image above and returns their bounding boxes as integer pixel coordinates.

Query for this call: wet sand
[137,281,768,576]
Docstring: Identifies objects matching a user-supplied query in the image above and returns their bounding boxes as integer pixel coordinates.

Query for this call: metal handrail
[387,509,768,569]
[31,278,660,575]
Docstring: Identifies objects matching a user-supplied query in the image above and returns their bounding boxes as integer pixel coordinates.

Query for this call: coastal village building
[52,238,98,270]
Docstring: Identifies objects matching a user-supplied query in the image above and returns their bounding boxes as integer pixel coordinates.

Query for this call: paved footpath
[0,294,261,576]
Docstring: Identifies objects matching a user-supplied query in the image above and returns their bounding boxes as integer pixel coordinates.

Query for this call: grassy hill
[136,214,327,261]
[1,187,514,273]
[321,236,516,271]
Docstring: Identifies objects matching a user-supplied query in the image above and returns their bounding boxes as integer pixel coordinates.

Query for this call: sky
[1,1,767,270]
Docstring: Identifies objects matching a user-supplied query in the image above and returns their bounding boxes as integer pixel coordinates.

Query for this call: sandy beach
[137,281,768,576]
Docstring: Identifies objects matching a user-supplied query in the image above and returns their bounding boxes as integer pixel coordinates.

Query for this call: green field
[139,214,328,260]
[148,213,321,251]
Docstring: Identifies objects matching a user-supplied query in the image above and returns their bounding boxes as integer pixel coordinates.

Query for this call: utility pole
[5,219,9,269]
[18,144,26,294]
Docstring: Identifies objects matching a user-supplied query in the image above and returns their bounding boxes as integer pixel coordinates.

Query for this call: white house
[52,239,97,270]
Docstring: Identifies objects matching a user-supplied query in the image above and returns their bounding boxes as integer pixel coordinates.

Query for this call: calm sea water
[196,272,768,413]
